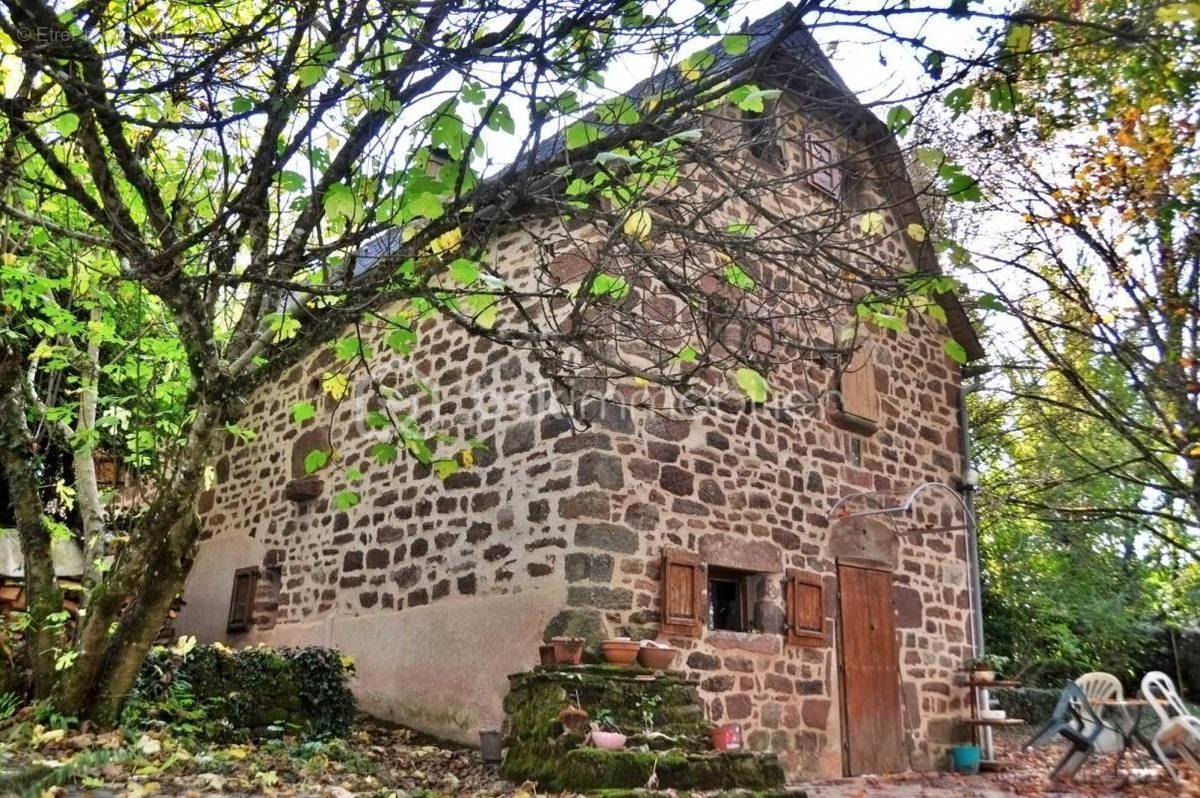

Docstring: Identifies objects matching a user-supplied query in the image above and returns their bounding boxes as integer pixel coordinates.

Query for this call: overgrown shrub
[990,686,1061,725]
[124,641,355,740]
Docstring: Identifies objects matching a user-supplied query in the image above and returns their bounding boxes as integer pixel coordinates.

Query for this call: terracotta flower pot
[637,644,678,670]
[558,706,589,735]
[538,644,556,666]
[552,636,584,665]
[590,730,627,750]
[600,639,641,667]
[710,723,743,752]
[972,669,996,683]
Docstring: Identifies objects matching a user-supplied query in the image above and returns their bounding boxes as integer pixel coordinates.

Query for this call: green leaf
[943,339,968,364]
[944,86,975,116]
[370,442,398,464]
[977,293,1007,312]
[291,401,316,424]
[433,459,459,479]
[485,102,515,133]
[448,258,480,285]
[279,171,306,192]
[885,105,913,134]
[323,184,356,223]
[675,345,699,364]
[405,192,443,220]
[721,33,750,56]
[1005,24,1033,54]
[1156,3,1200,23]
[591,273,630,300]
[679,51,716,81]
[303,448,329,475]
[231,96,254,114]
[335,336,365,361]
[333,490,359,510]
[386,327,417,354]
[53,113,80,138]
[735,368,769,403]
[722,264,756,291]
[565,121,601,150]
[297,63,327,87]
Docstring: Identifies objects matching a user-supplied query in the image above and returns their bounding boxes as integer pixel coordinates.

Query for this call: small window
[227,567,258,633]
[839,347,879,425]
[707,567,767,632]
[744,111,785,166]
[804,133,842,198]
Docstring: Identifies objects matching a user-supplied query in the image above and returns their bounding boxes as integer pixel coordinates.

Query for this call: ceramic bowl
[637,645,678,670]
[590,731,627,750]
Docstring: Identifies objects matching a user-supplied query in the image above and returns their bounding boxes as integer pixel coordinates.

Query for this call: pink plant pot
[590,731,627,750]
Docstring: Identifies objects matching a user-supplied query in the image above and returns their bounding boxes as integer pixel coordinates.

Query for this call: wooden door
[837,563,906,775]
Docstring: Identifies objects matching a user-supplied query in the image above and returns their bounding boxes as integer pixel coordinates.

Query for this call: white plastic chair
[1080,667,1123,748]
[1140,670,1200,781]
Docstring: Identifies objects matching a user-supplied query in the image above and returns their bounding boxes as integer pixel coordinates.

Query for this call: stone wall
[178,93,974,777]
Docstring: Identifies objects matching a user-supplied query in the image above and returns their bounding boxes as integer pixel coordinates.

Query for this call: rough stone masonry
[177,76,978,780]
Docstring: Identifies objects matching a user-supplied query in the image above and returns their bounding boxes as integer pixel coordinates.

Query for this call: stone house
[177,5,984,780]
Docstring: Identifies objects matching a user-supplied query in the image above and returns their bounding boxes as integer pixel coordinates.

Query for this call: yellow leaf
[623,208,652,241]
[1156,3,1200,23]
[430,226,463,255]
[321,372,350,401]
[858,212,885,236]
[459,449,474,468]
[33,728,66,747]
[905,223,926,242]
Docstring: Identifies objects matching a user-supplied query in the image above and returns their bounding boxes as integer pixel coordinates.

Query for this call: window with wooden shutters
[785,570,825,646]
[227,567,258,633]
[836,347,880,429]
[804,134,842,198]
[661,549,704,637]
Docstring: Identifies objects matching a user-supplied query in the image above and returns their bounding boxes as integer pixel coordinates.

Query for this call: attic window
[804,133,842,198]
[744,110,785,166]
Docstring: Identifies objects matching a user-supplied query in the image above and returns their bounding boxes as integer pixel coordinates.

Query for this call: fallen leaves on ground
[0,720,1196,797]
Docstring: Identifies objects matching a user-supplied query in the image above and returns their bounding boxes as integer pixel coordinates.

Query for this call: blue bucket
[949,745,982,774]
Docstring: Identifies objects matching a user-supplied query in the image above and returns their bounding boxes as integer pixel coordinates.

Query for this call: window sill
[828,407,878,435]
[705,629,782,655]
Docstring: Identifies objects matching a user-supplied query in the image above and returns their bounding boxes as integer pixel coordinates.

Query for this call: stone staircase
[501,664,804,794]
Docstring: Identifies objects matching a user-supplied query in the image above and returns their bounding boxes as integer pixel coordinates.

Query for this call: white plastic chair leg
[1152,736,1179,782]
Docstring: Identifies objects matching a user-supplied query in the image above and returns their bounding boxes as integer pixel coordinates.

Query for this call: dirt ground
[3,721,1196,797]
[805,729,1196,798]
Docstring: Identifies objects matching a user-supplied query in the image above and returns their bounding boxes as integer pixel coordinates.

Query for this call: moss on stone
[503,666,784,791]
[555,748,787,792]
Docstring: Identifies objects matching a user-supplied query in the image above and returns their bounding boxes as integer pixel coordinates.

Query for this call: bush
[990,686,1061,725]
[125,641,355,740]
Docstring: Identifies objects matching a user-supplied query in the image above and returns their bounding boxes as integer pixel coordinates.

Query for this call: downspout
[959,364,989,657]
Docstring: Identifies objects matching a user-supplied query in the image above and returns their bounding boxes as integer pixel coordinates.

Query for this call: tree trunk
[0,350,64,697]
[56,397,226,720]
[89,515,198,724]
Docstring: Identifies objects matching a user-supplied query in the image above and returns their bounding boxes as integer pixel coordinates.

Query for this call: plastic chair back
[1140,671,1190,727]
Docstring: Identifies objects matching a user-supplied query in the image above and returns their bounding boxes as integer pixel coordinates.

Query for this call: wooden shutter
[227,568,258,633]
[839,348,879,425]
[786,570,825,646]
[661,549,704,637]
[805,134,842,197]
